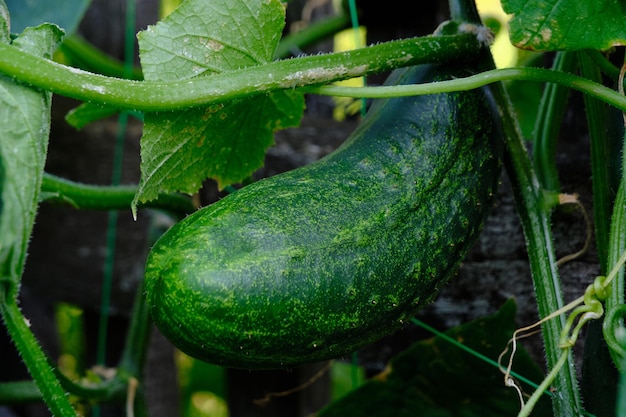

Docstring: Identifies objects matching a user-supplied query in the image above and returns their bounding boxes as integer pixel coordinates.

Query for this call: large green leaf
[0,18,63,298]
[5,0,90,35]
[134,0,303,209]
[502,0,626,51]
[318,300,552,417]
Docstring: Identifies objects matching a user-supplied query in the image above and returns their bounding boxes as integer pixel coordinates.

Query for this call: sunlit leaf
[502,0,626,51]
[134,0,303,209]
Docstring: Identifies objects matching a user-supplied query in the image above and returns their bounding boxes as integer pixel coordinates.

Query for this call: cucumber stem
[489,77,583,417]
[0,33,481,111]
[445,1,582,415]
[579,51,618,274]
[0,289,78,417]
[604,144,626,369]
[304,67,626,113]
[41,173,196,217]
[532,51,576,193]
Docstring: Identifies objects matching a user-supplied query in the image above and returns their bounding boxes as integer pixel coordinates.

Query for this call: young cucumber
[144,56,502,369]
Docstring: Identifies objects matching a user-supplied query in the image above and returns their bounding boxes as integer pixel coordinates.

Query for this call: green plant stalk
[579,51,615,273]
[0,290,77,417]
[41,173,195,217]
[604,53,626,368]
[116,281,152,417]
[0,362,131,405]
[604,153,626,369]
[619,355,626,416]
[115,223,168,416]
[4,38,626,114]
[532,51,576,193]
[305,67,626,112]
[487,82,582,416]
[0,33,480,111]
[445,2,579,412]
[519,350,571,417]
[273,13,350,59]
[586,49,623,81]
[118,280,152,378]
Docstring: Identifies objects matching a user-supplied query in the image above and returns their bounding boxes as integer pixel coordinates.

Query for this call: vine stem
[41,173,196,217]
[487,81,582,416]
[0,289,77,417]
[603,62,626,369]
[532,51,576,193]
[519,351,570,417]
[443,2,579,413]
[578,51,617,274]
[0,33,480,111]
[306,67,626,112]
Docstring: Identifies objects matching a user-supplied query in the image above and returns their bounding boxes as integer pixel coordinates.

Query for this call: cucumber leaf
[133,0,303,210]
[318,299,552,417]
[0,20,63,298]
[501,0,626,51]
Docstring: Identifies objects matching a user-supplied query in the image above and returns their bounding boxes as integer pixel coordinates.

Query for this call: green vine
[532,51,576,192]
[0,33,481,111]
[0,288,77,417]
[41,173,195,217]
[307,67,626,111]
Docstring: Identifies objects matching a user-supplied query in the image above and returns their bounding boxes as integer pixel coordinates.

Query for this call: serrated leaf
[134,0,303,208]
[0,23,63,297]
[136,91,303,202]
[138,0,284,81]
[318,300,552,417]
[502,0,626,51]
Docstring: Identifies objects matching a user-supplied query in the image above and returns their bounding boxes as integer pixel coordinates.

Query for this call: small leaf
[318,300,552,417]
[134,0,303,209]
[502,0,626,51]
[0,23,63,297]
[136,91,303,204]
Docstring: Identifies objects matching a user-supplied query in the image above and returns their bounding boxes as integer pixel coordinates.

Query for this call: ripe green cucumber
[144,57,502,369]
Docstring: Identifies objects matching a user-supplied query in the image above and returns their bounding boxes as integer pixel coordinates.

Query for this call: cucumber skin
[145,61,502,370]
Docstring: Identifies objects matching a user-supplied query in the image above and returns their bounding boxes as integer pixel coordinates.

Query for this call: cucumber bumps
[144,50,502,369]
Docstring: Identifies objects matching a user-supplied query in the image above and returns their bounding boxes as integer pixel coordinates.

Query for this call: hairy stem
[579,51,619,273]
[0,33,480,111]
[488,81,582,417]
[306,67,626,113]
[41,173,195,217]
[532,51,576,192]
[0,289,77,417]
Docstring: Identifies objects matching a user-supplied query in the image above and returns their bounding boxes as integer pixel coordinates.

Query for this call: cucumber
[144,54,502,369]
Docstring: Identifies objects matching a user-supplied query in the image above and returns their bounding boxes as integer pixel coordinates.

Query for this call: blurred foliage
[316,300,551,417]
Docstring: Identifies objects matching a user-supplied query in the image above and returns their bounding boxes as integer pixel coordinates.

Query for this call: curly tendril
[603,304,626,370]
